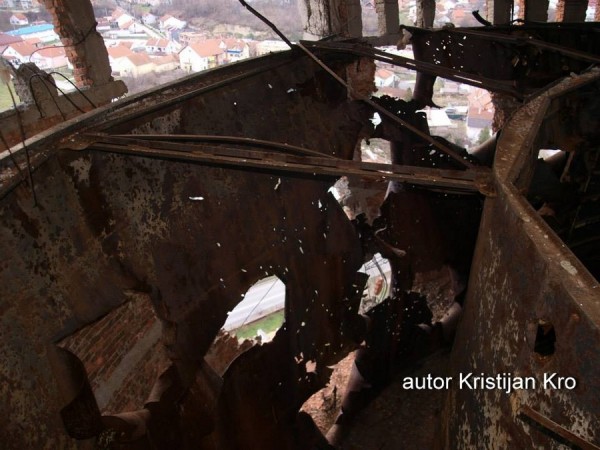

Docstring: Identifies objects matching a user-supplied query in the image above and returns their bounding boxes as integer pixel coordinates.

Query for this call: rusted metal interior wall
[0,51,372,449]
[444,73,600,448]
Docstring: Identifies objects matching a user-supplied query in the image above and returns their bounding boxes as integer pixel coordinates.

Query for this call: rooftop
[6,24,54,36]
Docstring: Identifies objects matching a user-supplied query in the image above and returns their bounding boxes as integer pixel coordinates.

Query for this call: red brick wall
[59,293,170,414]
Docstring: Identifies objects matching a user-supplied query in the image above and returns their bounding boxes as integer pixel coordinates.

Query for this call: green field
[0,82,18,112]
[232,310,285,341]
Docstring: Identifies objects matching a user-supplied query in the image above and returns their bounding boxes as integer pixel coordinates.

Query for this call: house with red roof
[106,44,135,62]
[145,38,181,55]
[122,53,154,77]
[151,54,180,73]
[159,14,187,31]
[0,33,23,55]
[10,13,29,27]
[221,38,250,63]
[375,68,397,87]
[466,87,494,142]
[179,41,225,73]
[1,40,37,67]
[29,46,68,70]
[109,48,154,78]
[110,8,134,27]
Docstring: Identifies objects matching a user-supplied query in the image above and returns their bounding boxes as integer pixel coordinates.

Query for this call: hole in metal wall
[223,276,286,343]
[358,253,391,314]
[534,320,556,357]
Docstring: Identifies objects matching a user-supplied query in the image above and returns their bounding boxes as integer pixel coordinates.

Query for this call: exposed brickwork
[205,331,254,376]
[40,0,113,88]
[60,293,169,414]
[103,339,170,414]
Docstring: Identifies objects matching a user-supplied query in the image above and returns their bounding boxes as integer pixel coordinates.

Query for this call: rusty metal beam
[90,133,336,159]
[303,40,524,98]
[80,135,491,193]
[519,405,600,450]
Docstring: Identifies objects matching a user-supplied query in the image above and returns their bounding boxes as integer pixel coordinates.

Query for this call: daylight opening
[96,0,302,96]
[224,275,286,343]
[361,138,391,163]
[359,253,391,313]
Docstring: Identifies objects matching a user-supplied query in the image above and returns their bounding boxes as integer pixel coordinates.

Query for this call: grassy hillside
[0,82,18,112]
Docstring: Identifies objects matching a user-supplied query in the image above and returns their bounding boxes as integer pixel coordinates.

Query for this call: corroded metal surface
[444,71,600,449]
[1,27,600,450]
[404,23,600,107]
[0,50,370,449]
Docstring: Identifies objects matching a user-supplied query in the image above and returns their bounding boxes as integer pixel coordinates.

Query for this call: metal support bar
[80,137,491,194]
[92,133,336,159]
[519,404,600,450]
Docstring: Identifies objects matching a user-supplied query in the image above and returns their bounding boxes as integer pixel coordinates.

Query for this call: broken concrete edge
[0,80,127,148]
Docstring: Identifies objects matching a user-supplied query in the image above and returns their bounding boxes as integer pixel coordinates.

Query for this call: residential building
[151,54,179,73]
[0,32,22,54]
[119,19,145,34]
[1,40,37,66]
[255,40,290,56]
[19,0,38,9]
[110,8,135,29]
[179,31,209,45]
[466,87,494,142]
[106,44,133,73]
[376,86,408,99]
[109,47,154,78]
[96,18,110,32]
[6,24,58,43]
[120,53,154,77]
[375,68,397,87]
[145,38,180,55]
[159,14,186,31]
[10,13,29,26]
[141,13,157,25]
[179,41,224,73]
[221,38,250,63]
[426,108,455,134]
[29,46,68,70]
